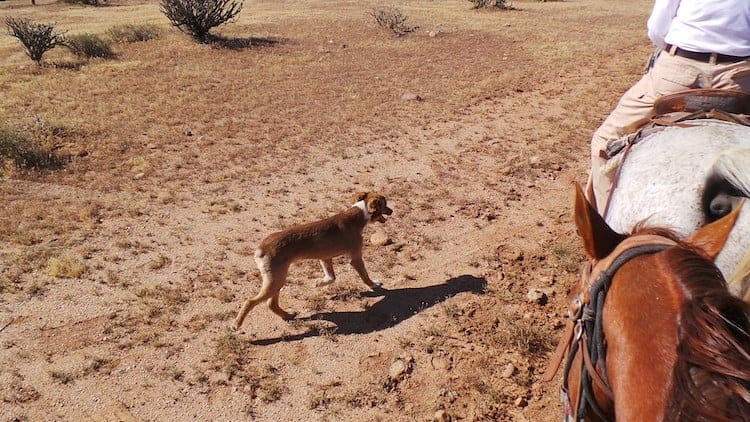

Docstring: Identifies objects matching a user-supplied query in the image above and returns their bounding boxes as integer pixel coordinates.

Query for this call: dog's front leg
[317,259,336,287]
[350,255,383,291]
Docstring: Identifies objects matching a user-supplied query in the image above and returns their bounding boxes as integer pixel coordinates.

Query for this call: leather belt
[666,44,749,64]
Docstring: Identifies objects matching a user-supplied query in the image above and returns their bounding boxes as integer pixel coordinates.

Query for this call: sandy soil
[0,0,653,420]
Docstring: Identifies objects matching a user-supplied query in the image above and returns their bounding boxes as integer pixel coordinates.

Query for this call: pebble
[401,91,423,101]
[370,230,392,246]
[389,359,407,380]
[526,288,547,305]
[501,363,515,378]
[434,409,449,421]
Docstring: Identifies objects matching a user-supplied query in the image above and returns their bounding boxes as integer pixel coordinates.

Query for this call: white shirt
[647,0,750,56]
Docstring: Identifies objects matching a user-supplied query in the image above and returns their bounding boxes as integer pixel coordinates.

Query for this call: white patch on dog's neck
[353,200,372,222]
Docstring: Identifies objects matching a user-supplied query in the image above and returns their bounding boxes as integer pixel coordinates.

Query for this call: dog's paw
[367,282,388,296]
[315,278,335,288]
[281,311,298,321]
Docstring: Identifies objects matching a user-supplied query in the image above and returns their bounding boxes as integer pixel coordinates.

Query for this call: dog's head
[353,192,393,223]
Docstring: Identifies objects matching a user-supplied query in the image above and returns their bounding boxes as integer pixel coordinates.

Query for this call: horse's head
[549,184,745,421]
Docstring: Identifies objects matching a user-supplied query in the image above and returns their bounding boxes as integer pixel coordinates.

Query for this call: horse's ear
[686,199,744,261]
[573,183,626,260]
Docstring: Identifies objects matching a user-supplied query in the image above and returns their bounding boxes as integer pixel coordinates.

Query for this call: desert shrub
[65,33,114,58]
[0,123,64,170]
[59,0,107,6]
[107,24,160,43]
[369,7,418,36]
[5,17,67,65]
[160,0,242,43]
[470,0,514,9]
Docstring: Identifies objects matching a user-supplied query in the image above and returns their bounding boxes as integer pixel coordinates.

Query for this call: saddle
[601,89,750,214]
[653,88,750,115]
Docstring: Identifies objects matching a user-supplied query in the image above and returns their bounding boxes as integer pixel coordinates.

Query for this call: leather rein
[544,234,677,421]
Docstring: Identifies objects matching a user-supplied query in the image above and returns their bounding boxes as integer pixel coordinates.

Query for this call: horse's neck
[602,258,681,420]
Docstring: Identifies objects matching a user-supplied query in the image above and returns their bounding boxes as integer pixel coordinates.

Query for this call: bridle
[544,234,677,421]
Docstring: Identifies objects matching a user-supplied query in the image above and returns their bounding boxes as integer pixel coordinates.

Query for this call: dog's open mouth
[372,206,393,223]
[371,213,386,223]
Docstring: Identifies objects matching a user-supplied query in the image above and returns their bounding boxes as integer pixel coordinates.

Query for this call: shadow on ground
[251,274,487,346]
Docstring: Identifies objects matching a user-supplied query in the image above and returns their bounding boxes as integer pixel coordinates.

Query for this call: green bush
[0,124,63,170]
[107,24,160,43]
[65,33,114,58]
[5,16,67,65]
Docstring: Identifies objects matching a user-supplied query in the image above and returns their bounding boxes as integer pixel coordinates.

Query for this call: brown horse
[545,184,750,421]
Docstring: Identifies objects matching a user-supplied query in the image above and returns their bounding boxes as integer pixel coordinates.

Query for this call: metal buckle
[574,321,583,342]
[568,295,583,321]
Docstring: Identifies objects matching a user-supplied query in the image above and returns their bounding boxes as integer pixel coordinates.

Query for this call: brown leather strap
[648,118,696,128]
[543,321,575,382]
[581,332,614,400]
[586,235,677,292]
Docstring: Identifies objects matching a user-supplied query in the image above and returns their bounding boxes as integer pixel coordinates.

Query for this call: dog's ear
[367,197,383,213]
[352,192,369,203]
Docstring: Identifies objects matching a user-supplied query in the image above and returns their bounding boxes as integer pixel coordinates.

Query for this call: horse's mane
[626,225,750,420]
[653,235,750,421]
[711,148,750,197]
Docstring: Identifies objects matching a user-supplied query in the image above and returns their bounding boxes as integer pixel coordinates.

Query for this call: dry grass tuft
[212,331,248,375]
[65,33,115,59]
[0,122,66,172]
[551,239,583,273]
[493,313,554,358]
[136,285,189,316]
[107,24,160,43]
[48,369,76,385]
[45,253,86,278]
[258,378,285,403]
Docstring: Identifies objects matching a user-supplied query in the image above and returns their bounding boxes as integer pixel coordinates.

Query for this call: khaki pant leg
[588,70,657,212]
[587,52,715,213]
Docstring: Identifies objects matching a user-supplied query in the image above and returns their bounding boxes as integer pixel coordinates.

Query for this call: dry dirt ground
[0,0,652,420]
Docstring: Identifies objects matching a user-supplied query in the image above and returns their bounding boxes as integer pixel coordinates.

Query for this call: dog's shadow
[250,274,486,346]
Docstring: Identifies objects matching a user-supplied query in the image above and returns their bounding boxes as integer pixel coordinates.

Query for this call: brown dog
[233,192,393,328]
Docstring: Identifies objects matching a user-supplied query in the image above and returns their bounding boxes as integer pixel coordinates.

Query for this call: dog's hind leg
[234,280,276,328]
[267,293,297,320]
[316,259,336,287]
[234,289,271,329]
[233,252,280,328]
